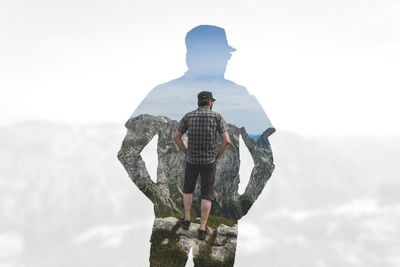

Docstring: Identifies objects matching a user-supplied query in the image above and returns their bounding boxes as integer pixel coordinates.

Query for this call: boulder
[152,217,178,231]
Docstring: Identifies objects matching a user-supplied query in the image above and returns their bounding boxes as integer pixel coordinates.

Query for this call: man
[173,91,231,240]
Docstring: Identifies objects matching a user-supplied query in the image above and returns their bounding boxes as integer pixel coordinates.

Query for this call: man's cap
[185,25,236,53]
[198,91,216,101]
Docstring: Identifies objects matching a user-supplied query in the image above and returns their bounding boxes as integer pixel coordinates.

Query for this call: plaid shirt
[177,106,228,164]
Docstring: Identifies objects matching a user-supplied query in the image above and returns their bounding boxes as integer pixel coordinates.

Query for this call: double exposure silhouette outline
[118,25,275,266]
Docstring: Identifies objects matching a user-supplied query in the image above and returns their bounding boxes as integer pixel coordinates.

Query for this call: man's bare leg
[200,199,212,230]
[183,193,193,221]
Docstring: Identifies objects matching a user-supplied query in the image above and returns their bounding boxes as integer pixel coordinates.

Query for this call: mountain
[117,114,274,220]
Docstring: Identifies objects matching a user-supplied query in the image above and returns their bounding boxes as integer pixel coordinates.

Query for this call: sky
[1,0,399,135]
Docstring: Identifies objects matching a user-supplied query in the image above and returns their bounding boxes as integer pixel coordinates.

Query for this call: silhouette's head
[185,25,236,78]
[197,91,216,109]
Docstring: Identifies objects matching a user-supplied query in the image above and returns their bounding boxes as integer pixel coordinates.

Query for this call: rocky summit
[118,114,275,220]
[151,217,238,264]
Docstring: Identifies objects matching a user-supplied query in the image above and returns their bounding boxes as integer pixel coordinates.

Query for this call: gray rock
[152,217,178,231]
[176,223,198,238]
[214,224,237,246]
[216,224,238,237]
[224,238,237,253]
[214,234,228,246]
[152,217,237,264]
[210,237,237,262]
[210,246,230,262]
[178,236,203,255]
[176,222,215,241]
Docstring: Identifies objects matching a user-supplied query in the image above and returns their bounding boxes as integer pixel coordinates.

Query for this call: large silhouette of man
[118,25,275,266]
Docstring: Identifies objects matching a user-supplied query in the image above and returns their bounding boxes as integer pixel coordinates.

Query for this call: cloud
[72,222,149,247]
[237,222,276,252]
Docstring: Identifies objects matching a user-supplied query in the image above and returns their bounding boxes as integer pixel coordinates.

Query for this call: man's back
[178,106,227,165]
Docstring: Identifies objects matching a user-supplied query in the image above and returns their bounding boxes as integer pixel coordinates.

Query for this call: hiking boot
[198,227,208,241]
[178,218,191,230]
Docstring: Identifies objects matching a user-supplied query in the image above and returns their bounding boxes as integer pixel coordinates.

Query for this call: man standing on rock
[173,91,231,240]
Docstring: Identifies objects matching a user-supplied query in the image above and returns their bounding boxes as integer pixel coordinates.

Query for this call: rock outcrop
[117,114,275,220]
[151,217,238,264]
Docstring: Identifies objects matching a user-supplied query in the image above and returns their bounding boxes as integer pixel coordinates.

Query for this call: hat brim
[227,45,236,52]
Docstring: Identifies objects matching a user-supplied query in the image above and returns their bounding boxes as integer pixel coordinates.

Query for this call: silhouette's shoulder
[225,79,247,92]
[151,76,186,90]
[141,77,188,100]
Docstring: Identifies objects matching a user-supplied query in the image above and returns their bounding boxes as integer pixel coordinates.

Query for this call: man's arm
[238,128,274,218]
[117,115,160,204]
[217,131,231,160]
[174,114,188,154]
[173,130,187,154]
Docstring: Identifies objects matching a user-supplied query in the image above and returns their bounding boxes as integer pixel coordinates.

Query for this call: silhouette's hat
[198,91,216,101]
[186,25,236,53]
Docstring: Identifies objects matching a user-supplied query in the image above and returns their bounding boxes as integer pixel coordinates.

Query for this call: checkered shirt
[177,106,228,164]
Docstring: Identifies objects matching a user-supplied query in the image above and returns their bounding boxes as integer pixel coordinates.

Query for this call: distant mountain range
[0,121,399,267]
[248,134,260,142]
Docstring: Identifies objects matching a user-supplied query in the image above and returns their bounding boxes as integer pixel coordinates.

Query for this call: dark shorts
[183,161,217,200]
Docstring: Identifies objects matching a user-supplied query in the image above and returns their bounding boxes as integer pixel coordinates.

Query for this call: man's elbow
[222,132,231,145]
[117,147,128,164]
[173,131,182,142]
[224,139,231,146]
